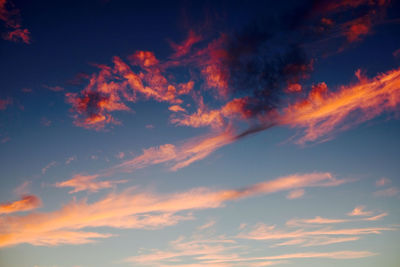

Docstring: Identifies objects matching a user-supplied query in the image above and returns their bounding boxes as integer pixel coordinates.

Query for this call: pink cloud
[55,174,127,193]
[347,206,373,216]
[41,161,56,174]
[286,216,348,227]
[65,156,76,165]
[374,187,399,197]
[286,189,305,199]
[375,177,391,187]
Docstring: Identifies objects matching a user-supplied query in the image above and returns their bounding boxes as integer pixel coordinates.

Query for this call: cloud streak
[0,195,41,214]
[0,172,346,247]
[55,174,127,193]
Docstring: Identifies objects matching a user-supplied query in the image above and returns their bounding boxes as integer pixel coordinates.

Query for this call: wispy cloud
[65,156,76,165]
[237,223,395,251]
[197,220,216,230]
[0,0,31,43]
[376,177,391,187]
[0,195,41,214]
[0,97,13,110]
[102,128,236,175]
[124,221,377,266]
[374,187,399,197]
[286,189,305,199]
[286,216,348,227]
[43,84,64,92]
[347,206,373,216]
[55,174,127,193]
[41,161,56,174]
[280,68,400,144]
[0,172,346,247]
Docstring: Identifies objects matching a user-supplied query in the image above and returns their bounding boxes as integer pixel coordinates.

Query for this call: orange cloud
[104,129,236,175]
[66,53,195,129]
[169,105,186,112]
[0,195,41,214]
[55,174,127,193]
[172,97,253,129]
[282,68,400,144]
[218,172,346,201]
[0,172,345,247]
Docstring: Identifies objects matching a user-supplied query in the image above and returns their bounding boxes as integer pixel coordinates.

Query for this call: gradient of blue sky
[1,0,400,267]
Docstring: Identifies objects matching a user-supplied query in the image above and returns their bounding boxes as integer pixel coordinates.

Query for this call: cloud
[42,161,56,174]
[0,0,31,43]
[374,187,399,197]
[376,177,391,187]
[169,30,202,59]
[115,152,125,159]
[217,173,347,201]
[0,97,12,110]
[124,234,239,266]
[286,216,348,227]
[40,117,52,127]
[286,210,388,228]
[65,156,77,165]
[65,53,196,130]
[55,174,128,193]
[286,189,305,199]
[124,225,376,266]
[169,105,187,112]
[364,212,388,221]
[43,85,64,92]
[197,220,216,230]
[102,129,236,175]
[237,222,395,251]
[0,172,346,247]
[13,181,31,195]
[238,224,393,241]
[171,97,253,129]
[3,27,30,43]
[0,195,41,214]
[347,206,373,217]
[394,48,400,58]
[281,68,400,144]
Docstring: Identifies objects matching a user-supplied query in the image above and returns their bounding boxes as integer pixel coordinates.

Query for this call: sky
[0,0,400,266]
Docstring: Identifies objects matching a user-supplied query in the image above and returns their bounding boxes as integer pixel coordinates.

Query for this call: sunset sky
[1,0,400,266]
